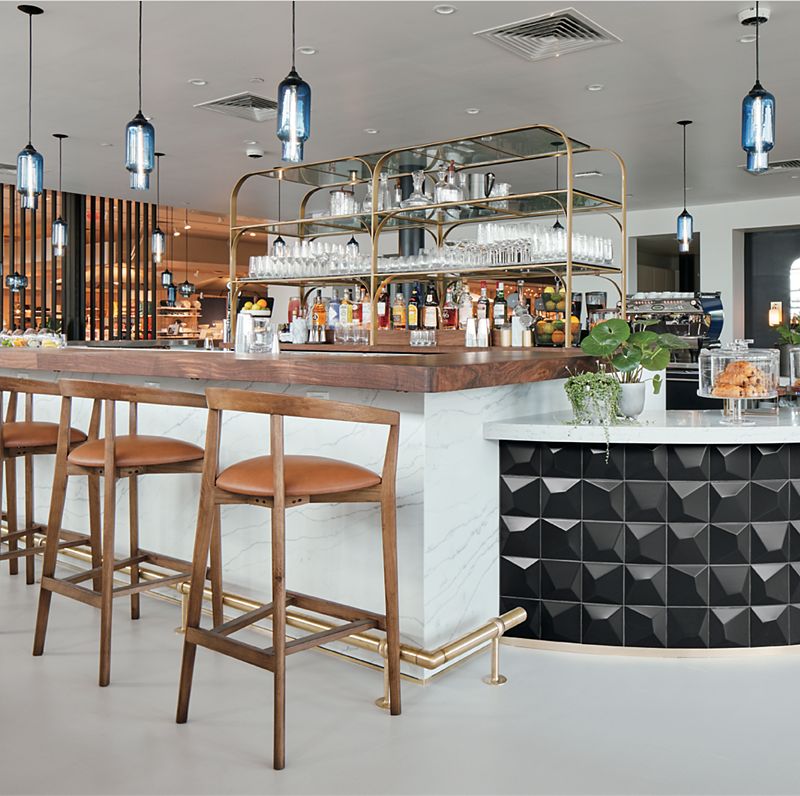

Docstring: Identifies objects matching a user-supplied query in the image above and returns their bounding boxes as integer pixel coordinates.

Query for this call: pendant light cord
[291,0,296,70]
[278,175,282,221]
[185,208,189,279]
[137,0,143,112]
[58,137,62,193]
[27,11,33,145]
[682,123,687,210]
[755,0,760,83]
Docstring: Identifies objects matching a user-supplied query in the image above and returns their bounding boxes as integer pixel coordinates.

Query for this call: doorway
[635,233,700,293]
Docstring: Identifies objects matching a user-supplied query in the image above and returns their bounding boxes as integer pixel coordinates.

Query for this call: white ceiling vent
[194,92,278,123]
[474,8,622,62]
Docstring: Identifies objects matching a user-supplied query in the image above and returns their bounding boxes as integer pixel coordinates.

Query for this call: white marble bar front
[0,363,571,679]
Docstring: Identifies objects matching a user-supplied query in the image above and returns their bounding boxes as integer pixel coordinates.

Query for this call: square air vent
[474,7,622,62]
[194,92,278,123]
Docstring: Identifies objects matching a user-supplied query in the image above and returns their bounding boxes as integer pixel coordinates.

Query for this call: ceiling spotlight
[434,4,456,14]
[249,231,257,237]
[100,142,114,147]
[296,45,317,55]
[249,76,264,84]
[188,78,207,86]
[586,83,605,92]
[173,230,181,237]
[363,128,379,135]
[465,108,480,115]
[739,33,757,43]
[184,223,191,230]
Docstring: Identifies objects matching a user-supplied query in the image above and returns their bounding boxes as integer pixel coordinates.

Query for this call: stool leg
[98,470,117,687]
[24,453,34,585]
[210,506,224,627]
[88,475,102,592]
[32,463,70,656]
[272,503,286,771]
[6,456,18,576]
[176,491,218,724]
[129,474,140,620]
[380,493,402,716]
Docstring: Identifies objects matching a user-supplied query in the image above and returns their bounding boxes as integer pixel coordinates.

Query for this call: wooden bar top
[0,346,594,393]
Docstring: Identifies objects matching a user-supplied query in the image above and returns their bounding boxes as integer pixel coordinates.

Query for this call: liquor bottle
[441,288,458,329]
[328,288,341,328]
[423,283,439,329]
[391,293,407,329]
[339,289,354,325]
[407,285,421,330]
[352,288,364,324]
[458,282,474,330]
[376,286,391,330]
[493,282,507,328]
[311,290,327,328]
[476,280,491,322]
[287,295,301,324]
[359,287,372,328]
[513,280,527,316]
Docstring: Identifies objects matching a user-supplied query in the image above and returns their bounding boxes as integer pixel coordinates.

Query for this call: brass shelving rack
[228,123,627,347]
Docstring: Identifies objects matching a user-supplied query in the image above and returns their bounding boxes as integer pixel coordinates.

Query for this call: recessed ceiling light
[574,170,603,178]
[791,175,800,179]
[586,83,604,92]
[434,4,456,15]
[465,108,480,115]
[184,223,192,231]
[173,230,181,237]
[739,34,757,43]
[244,139,258,145]
[249,76,264,84]
[100,142,113,147]
[249,231,257,237]
[296,46,317,55]
[363,128,380,135]
[188,78,208,86]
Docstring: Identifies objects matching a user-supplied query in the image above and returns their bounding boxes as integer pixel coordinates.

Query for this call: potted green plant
[579,318,688,418]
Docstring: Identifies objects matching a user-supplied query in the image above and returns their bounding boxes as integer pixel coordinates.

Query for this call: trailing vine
[564,371,621,459]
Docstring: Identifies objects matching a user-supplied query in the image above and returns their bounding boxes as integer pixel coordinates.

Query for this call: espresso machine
[625,291,724,409]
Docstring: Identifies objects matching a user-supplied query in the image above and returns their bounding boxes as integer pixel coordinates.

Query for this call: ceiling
[2,1,800,221]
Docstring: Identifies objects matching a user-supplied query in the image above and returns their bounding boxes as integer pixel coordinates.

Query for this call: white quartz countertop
[484,409,800,445]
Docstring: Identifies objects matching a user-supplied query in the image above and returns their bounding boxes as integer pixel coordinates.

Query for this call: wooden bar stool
[176,388,401,770]
[0,377,90,583]
[33,379,224,687]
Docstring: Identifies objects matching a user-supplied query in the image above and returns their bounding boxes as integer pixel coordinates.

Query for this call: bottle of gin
[493,282,507,328]
[328,288,341,328]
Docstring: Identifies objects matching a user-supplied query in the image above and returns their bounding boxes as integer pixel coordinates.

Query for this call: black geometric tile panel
[498,441,800,648]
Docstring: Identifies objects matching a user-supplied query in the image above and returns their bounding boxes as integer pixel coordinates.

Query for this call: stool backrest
[0,376,61,428]
[203,387,399,500]
[54,379,206,459]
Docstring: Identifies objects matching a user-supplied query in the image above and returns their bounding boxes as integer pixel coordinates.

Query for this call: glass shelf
[255,127,589,188]
[235,190,618,238]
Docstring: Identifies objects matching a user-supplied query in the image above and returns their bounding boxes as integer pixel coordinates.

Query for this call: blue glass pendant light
[152,152,166,264]
[276,1,311,163]
[178,208,195,297]
[125,1,155,190]
[742,2,775,174]
[17,6,44,211]
[551,141,564,231]
[51,133,68,256]
[676,120,693,253]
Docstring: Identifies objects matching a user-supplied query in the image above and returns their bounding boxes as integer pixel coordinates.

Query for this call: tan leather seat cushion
[68,435,204,468]
[216,455,381,497]
[3,421,87,449]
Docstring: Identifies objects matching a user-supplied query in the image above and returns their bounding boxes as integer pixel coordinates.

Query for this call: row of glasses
[410,329,437,347]
[249,239,370,280]
[333,322,369,345]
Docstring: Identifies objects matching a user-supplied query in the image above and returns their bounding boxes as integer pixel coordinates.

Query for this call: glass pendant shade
[552,218,564,230]
[346,235,360,254]
[166,283,177,306]
[52,216,67,256]
[677,210,693,253]
[152,226,166,263]
[742,81,775,174]
[17,144,43,210]
[277,69,311,163]
[272,235,287,256]
[160,266,173,287]
[5,271,28,292]
[178,279,194,298]
[125,112,155,190]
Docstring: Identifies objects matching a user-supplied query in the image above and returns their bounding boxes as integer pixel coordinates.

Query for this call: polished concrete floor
[1,569,799,796]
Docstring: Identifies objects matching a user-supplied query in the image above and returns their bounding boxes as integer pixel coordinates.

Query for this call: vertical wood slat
[20,196,26,329]
[150,204,157,339]
[89,195,96,340]
[41,188,47,327]
[117,199,123,339]
[125,201,132,339]
[31,192,38,329]
[50,190,56,329]
[0,185,4,330]
[99,196,105,340]
[134,202,140,339]
[108,199,115,339]
[143,202,150,339]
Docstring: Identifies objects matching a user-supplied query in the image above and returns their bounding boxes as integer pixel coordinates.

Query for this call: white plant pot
[618,382,646,418]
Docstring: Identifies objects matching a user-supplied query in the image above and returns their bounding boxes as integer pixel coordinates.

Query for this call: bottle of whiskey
[407,285,421,330]
[441,287,458,329]
[493,282,507,328]
[376,286,391,330]
[391,293,407,329]
[339,289,354,325]
[423,283,439,329]
[311,290,327,328]
[476,280,491,322]
[458,282,474,329]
